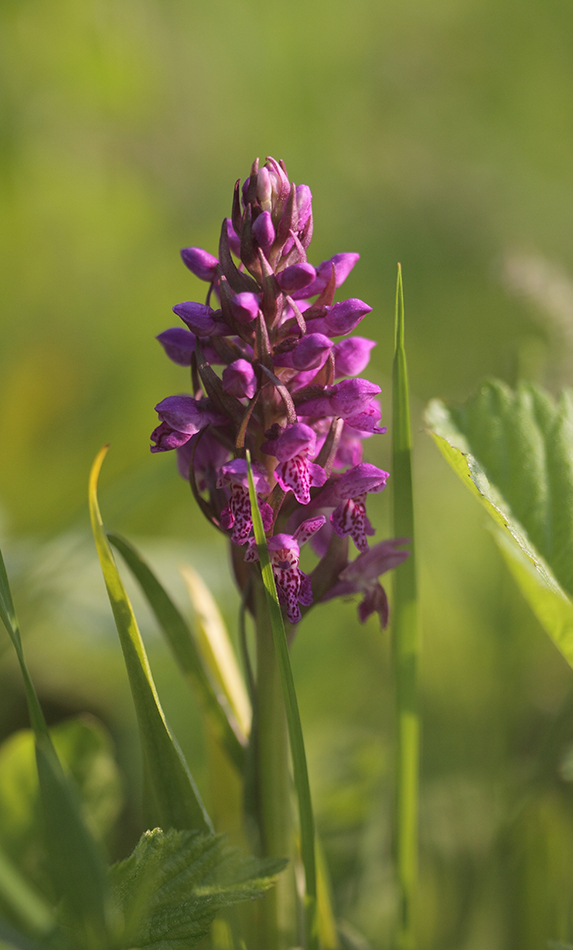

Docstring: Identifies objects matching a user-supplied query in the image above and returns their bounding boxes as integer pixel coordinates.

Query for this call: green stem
[392,265,420,950]
[253,577,296,950]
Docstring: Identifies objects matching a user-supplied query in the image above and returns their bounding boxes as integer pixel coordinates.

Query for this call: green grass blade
[0,547,109,948]
[108,533,246,772]
[0,846,53,937]
[89,447,212,833]
[180,564,252,739]
[391,265,420,950]
[245,451,318,950]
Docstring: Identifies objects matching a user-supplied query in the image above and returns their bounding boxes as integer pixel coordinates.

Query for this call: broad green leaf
[0,848,52,939]
[89,447,212,834]
[0,544,109,948]
[0,918,46,950]
[180,564,251,738]
[0,717,122,891]
[392,265,420,950]
[110,827,286,950]
[245,450,318,950]
[425,380,573,669]
[107,533,246,771]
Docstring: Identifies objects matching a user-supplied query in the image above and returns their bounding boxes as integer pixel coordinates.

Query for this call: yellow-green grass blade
[89,447,212,833]
[108,533,246,771]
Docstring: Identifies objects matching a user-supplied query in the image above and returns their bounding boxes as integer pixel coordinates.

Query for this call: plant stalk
[253,576,296,950]
[392,265,420,950]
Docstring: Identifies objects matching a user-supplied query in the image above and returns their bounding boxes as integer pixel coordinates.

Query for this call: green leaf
[107,533,247,772]
[391,264,420,950]
[110,827,286,950]
[0,917,46,950]
[89,447,213,834]
[0,544,109,949]
[245,450,318,950]
[0,717,122,891]
[425,380,573,669]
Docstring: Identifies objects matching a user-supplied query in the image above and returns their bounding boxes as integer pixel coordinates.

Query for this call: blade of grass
[108,533,246,771]
[0,846,53,937]
[391,265,420,950]
[0,547,109,948]
[245,451,318,950]
[180,564,252,739]
[89,447,212,833]
[0,918,46,950]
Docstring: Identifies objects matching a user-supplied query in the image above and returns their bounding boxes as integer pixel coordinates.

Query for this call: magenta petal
[222,359,257,399]
[293,515,327,547]
[252,211,276,250]
[325,299,373,336]
[226,218,241,257]
[291,333,332,371]
[230,292,260,324]
[276,263,317,294]
[333,337,376,377]
[180,247,219,282]
[173,301,227,336]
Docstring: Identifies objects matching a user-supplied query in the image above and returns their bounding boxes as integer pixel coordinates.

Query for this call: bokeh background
[2,0,573,946]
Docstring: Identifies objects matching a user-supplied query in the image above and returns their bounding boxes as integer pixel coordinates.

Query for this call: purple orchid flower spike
[323,539,410,628]
[245,516,327,623]
[261,422,327,505]
[218,459,273,545]
[152,154,406,632]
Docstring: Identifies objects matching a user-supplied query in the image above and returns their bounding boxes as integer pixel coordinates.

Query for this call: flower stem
[253,576,296,950]
[392,265,420,950]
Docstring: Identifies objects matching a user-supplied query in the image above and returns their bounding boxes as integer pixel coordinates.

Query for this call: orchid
[151,155,406,629]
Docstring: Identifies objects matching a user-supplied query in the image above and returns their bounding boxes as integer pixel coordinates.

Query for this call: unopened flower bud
[276,263,317,294]
[180,247,219,282]
[230,292,260,324]
[252,211,275,250]
[173,301,228,336]
[222,359,257,399]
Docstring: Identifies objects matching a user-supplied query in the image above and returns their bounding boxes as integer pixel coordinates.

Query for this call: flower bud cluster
[152,157,408,625]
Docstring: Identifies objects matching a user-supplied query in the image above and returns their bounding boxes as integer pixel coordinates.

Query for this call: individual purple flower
[312,463,389,552]
[222,359,257,399]
[333,337,376,378]
[261,422,327,505]
[274,333,333,372]
[245,516,326,623]
[323,539,410,628]
[173,301,228,336]
[176,430,230,485]
[151,395,225,453]
[309,299,373,337]
[180,247,219,282]
[218,459,273,545]
[156,328,221,366]
[230,292,260,324]
[252,211,276,251]
[297,379,385,433]
[276,263,317,294]
[292,252,360,299]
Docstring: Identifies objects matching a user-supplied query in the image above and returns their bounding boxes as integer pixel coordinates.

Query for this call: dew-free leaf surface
[425,380,573,669]
[110,827,286,950]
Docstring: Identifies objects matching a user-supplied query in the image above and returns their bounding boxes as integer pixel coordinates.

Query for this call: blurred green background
[2,0,573,946]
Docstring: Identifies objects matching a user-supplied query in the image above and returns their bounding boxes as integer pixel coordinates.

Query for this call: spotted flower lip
[323,538,410,627]
[261,422,326,505]
[244,516,326,623]
[218,458,273,544]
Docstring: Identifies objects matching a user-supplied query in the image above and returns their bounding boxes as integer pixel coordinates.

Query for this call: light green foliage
[425,380,573,668]
[0,717,122,892]
[89,447,212,834]
[109,827,286,950]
